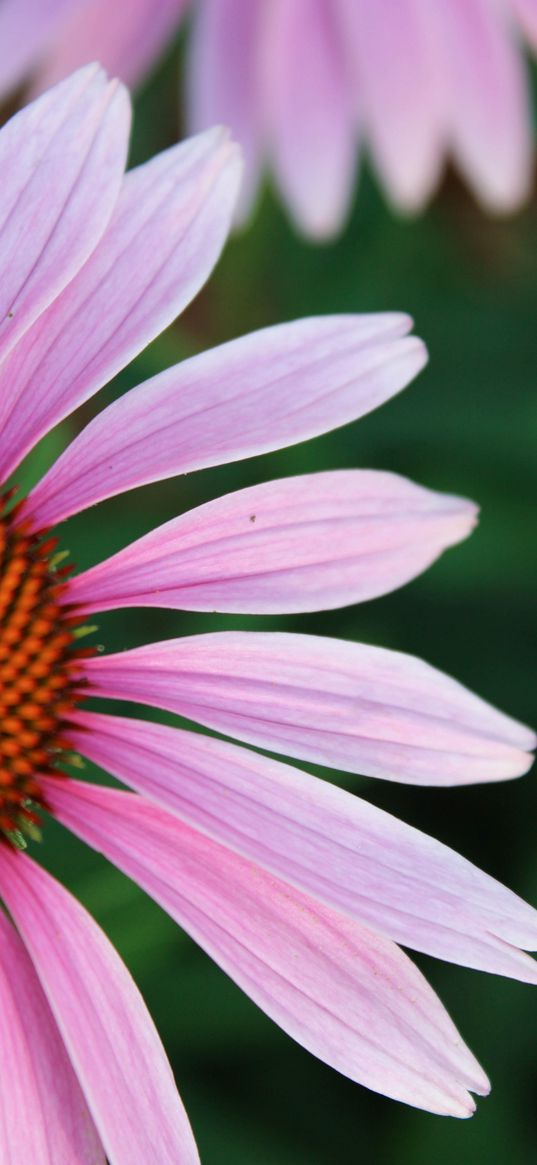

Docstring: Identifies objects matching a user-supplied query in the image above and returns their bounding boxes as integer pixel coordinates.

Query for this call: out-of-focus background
[16,31,537,1165]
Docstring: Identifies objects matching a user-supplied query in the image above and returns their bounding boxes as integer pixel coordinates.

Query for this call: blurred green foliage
[22,38,537,1165]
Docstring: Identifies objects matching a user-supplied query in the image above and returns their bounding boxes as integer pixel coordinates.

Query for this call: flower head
[0,66,536,1160]
[1,0,536,235]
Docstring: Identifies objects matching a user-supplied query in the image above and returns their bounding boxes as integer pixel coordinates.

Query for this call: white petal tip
[456,1098,477,1119]
[470,1070,492,1099]
[199,123,232,147]
[514,956,537,985]
[513,747,537,775]
[473,171,532,216]
[393,336,429,381]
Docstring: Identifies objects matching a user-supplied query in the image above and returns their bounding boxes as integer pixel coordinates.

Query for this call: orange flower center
[0,490,88,842]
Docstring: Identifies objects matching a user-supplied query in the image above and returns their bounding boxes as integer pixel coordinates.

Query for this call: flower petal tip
[415,336,429,367]
[400,335,429,378]
[445,496,480,544]
[512,953,537,985]
[196,122,233,149]
[447,1074,489,1119]
[467,1063,491,1100]
[455,1095,477,1120]
[519,745,537,773]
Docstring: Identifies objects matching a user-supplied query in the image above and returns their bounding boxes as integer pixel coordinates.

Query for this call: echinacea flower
[1,0,537,236]
[0,65,536,1162]
[187,0,537,232]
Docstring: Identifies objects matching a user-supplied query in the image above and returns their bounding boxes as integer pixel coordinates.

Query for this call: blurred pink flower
[187,0,537,232]
[1,0,537,236]
[0,0,188,95]
[0,66,536,1158]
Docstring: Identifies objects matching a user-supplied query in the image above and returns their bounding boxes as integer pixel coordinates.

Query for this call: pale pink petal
[188,0,264,221]
[338,0,445,211]
[508,0,537,49]
[0,849,200,1165]
[0,66,130,377]
[26,314,426,528]
[67,470,477,615]
[46,778,490,1117]
[0,0,74,100]
[84,631,536,786]
[65,711,537,983]
[429,0,532,210]
[0,128,241,484]
[0,910,105,1164]
[32,0,188,95]
[261,0,356,237]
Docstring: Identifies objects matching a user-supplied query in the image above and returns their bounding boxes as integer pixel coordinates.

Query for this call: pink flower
[0,66,536,1159]
[187,0,537,232]
[1,0,536,236]
[0,0,188,96]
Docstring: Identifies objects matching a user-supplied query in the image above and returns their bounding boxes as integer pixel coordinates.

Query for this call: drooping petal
[260,0,356,237]
[0,910,105,1164]
[188,0,264,221]
[0,127,241,484]
[428,0,532,210]
[0,65,130,376]
[66,470,477,615]
[46,778,490,1118]
[65,710,537,982]
[31,0,188,95]
[339,0,445,211]
[0,0,74,100]
[0,849,200,1165]
[26,314,426,528]
[84,631,536,786]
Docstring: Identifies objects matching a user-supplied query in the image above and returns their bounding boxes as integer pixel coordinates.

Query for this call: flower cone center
[0,491,87,840]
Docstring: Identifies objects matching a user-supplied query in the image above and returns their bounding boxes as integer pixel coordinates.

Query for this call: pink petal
[84,631,536,786]
[27,313,426,528]
[0,849,200,1165]
[65,710,537,983]
[430,0,532,211]
[32,0,188,95]
[46,778,490,1117]
[188,0,264,221]
[339,0,445,211]
[67,470,477,615]
[508,0,537,49]
[260,0,356,237]
[0,910,105,1164]
[0,0,74,100]
[0,65,130,379]
[1,127,241,484]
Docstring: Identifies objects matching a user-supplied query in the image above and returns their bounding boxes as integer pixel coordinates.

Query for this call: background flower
[1,0,537,235]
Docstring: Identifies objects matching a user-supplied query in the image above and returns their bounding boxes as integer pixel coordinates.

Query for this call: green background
[19,35,537,1165]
